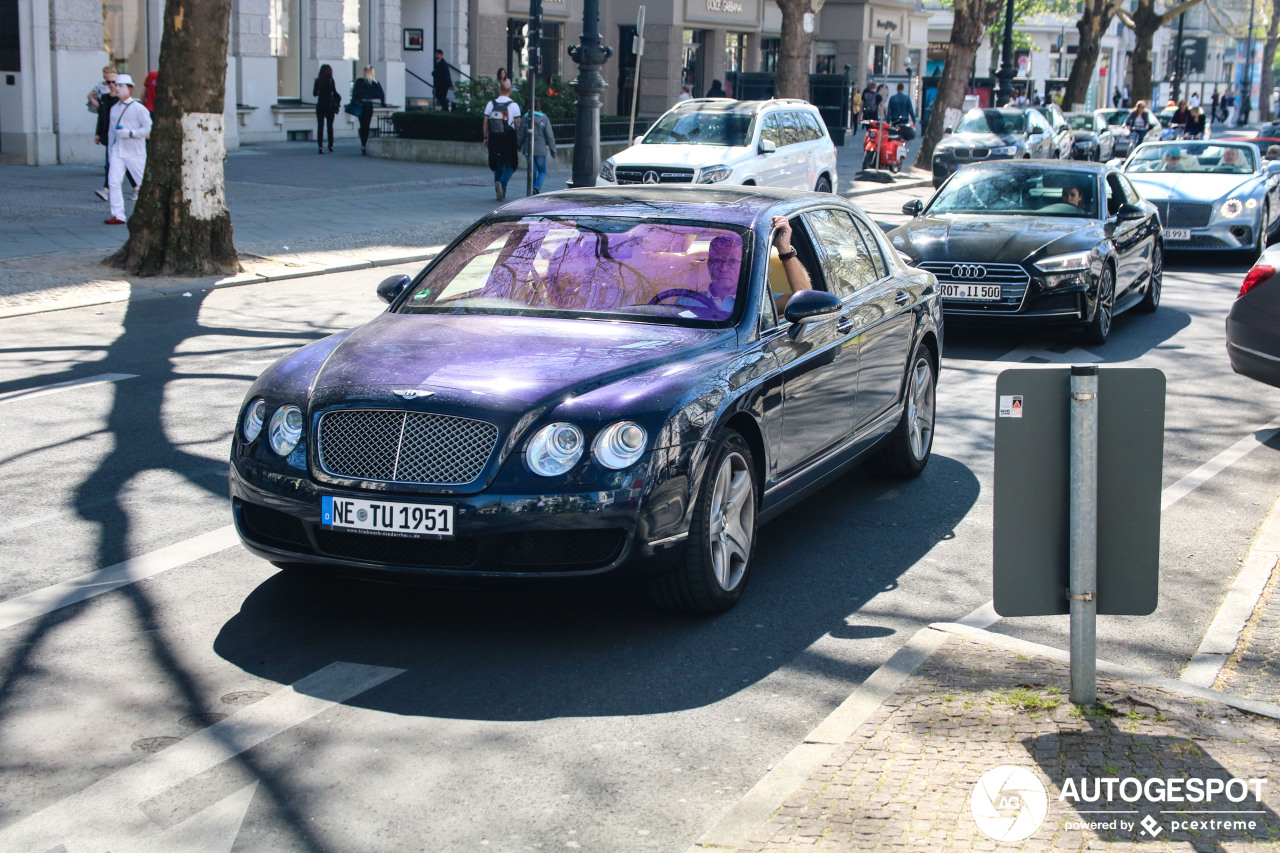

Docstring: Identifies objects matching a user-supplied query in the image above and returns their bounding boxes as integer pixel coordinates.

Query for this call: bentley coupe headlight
[1035,251,1092,273]
[593,421,648,469]
[242,398,266,443]
[268,405,304,456]
[599,160,616,182]
[698,165,733,184]
[990,145,1018,156]
[1221,198,1245,219]
[527,423,585,476]
[1246,198,1259,209]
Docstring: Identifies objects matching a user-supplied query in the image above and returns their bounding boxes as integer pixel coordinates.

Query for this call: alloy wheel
[906,357,935,461]
[707,450,754,592]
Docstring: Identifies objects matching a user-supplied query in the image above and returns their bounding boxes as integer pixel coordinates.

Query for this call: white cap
[115,74,134,87]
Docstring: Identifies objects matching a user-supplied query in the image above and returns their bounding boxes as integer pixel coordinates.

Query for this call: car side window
[851,216,889,280]
[761,113,781,146]
[803,209,882,298]
[779,112,800,146]
[799,111,823,141]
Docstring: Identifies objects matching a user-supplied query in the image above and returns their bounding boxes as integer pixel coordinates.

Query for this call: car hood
[938,132,1023,149]
[307,312,730,410]
[1125,171,1259,201]
[609,143,753,169]
[890,214,1101,264]
[1073,131,1100,142]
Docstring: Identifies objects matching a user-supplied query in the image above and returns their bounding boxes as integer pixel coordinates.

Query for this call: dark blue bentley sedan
[230,187,942,613]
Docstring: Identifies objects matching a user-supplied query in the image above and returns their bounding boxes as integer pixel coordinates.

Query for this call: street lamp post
[1171,12,1185,104]
[995,0,1016,106]
[566,0,613,187]
[1240,0,1257,126]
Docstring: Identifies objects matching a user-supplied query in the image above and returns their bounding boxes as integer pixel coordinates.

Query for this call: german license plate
[321,495,455,539]
[1164,228,1191,241]
[940,283,1003,301]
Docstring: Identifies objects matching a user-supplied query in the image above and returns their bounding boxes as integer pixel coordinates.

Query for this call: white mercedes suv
[598,98,839,192]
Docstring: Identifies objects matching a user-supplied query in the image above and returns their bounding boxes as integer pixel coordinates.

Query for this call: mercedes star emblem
[643,170,660,184]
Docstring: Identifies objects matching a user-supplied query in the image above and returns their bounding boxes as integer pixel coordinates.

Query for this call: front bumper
[1161,221,1257,252]
[230,458,692,583]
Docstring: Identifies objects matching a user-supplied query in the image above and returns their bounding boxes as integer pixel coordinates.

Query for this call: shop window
[0,0,19,71]
[270,0,300,99]
[760,38,779,74]
[104,0,151,77]
[815,41,836,74]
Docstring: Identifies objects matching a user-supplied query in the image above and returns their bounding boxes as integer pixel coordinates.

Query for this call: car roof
[493,186,849,229]
[670,98,816,115]
[957,160,1111,175]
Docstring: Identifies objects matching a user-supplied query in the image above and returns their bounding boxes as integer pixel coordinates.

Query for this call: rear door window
[803,208,882,298]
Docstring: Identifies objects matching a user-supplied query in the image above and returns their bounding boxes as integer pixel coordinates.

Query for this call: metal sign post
[628,6,645,145]
[1068,365,1098,705]
[526,0,542,197]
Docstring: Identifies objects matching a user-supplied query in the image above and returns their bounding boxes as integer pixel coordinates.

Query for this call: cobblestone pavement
[727,632,1280,852]
[1217,557,1280,705]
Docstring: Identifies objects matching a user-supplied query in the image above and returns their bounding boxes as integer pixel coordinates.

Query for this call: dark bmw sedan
[931,107,1060,188]
[231,187,943,613]
[892,161,1162,344]
[1227,245,1280,388]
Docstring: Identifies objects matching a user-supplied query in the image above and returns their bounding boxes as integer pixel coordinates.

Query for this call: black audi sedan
[892,161,1162,344]
[931,107,1061,188]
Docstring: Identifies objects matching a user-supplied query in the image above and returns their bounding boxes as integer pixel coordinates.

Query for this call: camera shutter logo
[970,765,1049,842]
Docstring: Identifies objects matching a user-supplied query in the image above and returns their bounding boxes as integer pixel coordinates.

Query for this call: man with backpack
[483,80,522,201]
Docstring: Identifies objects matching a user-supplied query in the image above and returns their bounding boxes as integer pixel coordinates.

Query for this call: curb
[685,621,1280,853]
[1182,490,1280,687]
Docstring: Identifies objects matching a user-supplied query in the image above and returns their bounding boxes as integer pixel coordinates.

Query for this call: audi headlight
[698,165,733,184]
[1035,251,1092,273]
[267,405,304,456]
[990,145,1018,156]
[593,421,648,470]
[599,160,616,182]
[1221,198,1245,219]
[526,423,585,476]
[242,398,266,443]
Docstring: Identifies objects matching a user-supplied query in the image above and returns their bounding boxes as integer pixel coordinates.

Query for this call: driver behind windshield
[1217,147,1248,172]
[1064,186,1088,210]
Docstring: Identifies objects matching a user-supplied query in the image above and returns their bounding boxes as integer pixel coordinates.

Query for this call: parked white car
[598,98,839,192]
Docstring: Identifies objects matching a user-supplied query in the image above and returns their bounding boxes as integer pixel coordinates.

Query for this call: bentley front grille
[318,409,499,486]
[917,261,1030,313]
[1155,201,1212,229]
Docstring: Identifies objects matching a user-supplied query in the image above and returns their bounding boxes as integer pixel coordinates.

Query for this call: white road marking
[0,373,137,405]
[0,525,239,631]
[0,662,405,851]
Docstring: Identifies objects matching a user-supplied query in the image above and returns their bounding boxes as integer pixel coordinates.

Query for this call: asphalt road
[1,193,1278,851]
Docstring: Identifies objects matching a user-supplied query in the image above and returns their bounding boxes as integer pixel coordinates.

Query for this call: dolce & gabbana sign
[685,0,761,27]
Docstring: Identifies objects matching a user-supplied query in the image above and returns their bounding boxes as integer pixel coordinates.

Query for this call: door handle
[837,317,855,334]
[894,291,911,306]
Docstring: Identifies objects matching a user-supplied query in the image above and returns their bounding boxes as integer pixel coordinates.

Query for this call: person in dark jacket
[705,79,727,98]
[432,50,453,110]
[1186,105,1206,139]
[352,65,386,155]
[313,64,340,154]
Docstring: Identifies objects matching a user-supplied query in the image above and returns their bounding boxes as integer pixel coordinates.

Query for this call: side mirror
[377,273,412,304]
[902,199,925,217]
[784,290,841,326]
[1116,203,1145,222]
[759,138,777,154]
[634,135,644,146]
[943,126,954,135]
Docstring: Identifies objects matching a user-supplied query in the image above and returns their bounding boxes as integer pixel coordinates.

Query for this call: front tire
[863,149,877,170]
[865,350,936,478]
[1082,264,1115,345]
[647,431,758,614]
[1138,243,1162,313]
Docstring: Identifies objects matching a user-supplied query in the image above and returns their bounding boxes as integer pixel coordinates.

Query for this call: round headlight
[1221,198,1245,218]
[593,421,648,469]
[1246,198,1259,210]
[526,423,585,476]
[242,398,266,443]
[268,405,304,456]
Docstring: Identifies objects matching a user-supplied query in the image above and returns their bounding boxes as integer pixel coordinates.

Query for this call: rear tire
[647,431,758,614]
[865,349,936,478]
[815,175,832,193]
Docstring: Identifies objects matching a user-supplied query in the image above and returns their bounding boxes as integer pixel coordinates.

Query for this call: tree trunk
[1261,0,1280,123]
[1123,0,1206,107]
[109,0,236,276]
[775,0,813,99]
[918,0,999,166]
[1062,0,1116,111]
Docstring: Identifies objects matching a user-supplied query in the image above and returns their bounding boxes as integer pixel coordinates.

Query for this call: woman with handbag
[313,64,340,154]
[351,66,385,156]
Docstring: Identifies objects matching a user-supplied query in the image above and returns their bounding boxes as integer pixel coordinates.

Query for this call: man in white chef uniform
[104,73,151,225]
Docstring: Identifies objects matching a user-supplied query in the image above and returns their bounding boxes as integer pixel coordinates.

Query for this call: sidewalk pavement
[689,502,1280,852]
[0,138,929,320]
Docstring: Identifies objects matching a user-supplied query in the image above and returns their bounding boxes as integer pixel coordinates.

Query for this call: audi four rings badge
[951,264,988,279]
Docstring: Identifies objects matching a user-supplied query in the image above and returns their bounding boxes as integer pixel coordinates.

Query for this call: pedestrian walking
[142,71,158,114]
[705,79,727,98]
[1224,90,1236,125]
[887,82,916,127]
[1211,88,1221,122]
[1112,87,1121,108]
[87,66,115,114]
[496,67,509,87]
[1189,91,1200,109]
[91,67,119,202]
[1123,100,1154,152]
[519,109,556,194]
[313,64,341,153]
[482,79,522,201]
[104,74,150,225]
[1186,105,1206,139]
[1122,85,1130,107]
[860,80,879,136]
[675,85,692,104]
[351,65,385,156]
[432,49,453,110]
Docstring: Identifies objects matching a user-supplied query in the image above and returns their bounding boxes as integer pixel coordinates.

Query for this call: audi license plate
[321,495,454,539]
[941,283,1003,301]
[1164,228,1191,241]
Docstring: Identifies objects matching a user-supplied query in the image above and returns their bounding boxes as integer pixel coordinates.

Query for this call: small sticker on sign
[999,395,1023,418]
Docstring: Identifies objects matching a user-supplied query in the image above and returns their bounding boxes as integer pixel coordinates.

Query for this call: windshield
[956,110,1027,134]
[398,218,748,325]
[1068,115,1097,131]
[1124,143,1257,174]
[1099,110,1128,125]
[930,168,1098,218]
[643,110,755,146]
